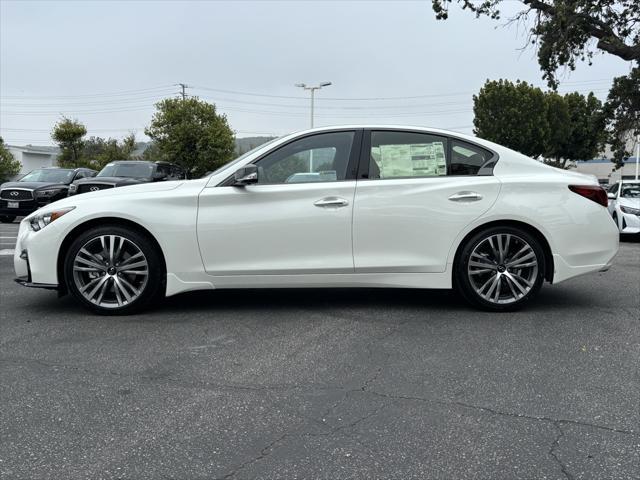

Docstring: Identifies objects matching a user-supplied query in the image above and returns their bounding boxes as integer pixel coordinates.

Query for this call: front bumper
[619,211,640,234]
[0,198,58,217]
[14,218,63,287]
[13,249,59,290]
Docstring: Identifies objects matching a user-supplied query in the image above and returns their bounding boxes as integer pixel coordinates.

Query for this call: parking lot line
[0,249,15,256]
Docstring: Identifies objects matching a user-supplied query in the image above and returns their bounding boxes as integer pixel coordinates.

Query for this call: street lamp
[295,82,332,128]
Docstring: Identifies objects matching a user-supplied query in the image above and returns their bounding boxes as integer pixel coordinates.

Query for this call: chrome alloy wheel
[467,233,539,305]
[72,235,149,309]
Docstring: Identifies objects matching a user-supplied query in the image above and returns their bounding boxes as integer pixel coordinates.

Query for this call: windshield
[621,184,640,198]
[98,163,154,179]
[19,169,74,183]
[208,138,281,177]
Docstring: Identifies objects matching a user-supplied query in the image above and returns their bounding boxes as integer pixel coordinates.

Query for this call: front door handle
[314,197,349,208]
[448,191,483,202]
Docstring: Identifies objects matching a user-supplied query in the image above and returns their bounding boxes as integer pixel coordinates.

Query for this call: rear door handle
[314,197,349,208]
[448,191,483,202]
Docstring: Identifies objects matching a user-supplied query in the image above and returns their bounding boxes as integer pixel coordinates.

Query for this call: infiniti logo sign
[89,186,100,192]
[9,191,19,197]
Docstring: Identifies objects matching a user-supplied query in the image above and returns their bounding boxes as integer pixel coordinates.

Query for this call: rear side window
[368,131,448,179]
[450,140,495,176]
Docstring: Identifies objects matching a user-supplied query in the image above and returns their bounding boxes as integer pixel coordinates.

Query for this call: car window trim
[217,129,363,187]
[356,128,499,180]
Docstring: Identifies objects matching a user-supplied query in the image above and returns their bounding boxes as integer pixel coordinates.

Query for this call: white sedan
[14,126,619,314]
[607,180,640,234]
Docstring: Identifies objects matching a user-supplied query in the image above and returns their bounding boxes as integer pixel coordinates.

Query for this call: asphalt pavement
[0,228,639,480]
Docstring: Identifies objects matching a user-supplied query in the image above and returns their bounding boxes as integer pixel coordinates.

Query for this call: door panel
[353,176,501,273]
[198,182,356,275]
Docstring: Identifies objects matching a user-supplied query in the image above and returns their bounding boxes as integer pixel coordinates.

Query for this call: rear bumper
[553,252,617,284]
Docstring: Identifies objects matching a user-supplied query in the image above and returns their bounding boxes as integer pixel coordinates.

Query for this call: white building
[8,145,60,175]
[572,157,639,185]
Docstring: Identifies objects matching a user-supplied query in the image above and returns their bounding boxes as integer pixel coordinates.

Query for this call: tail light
[568,185,608,207]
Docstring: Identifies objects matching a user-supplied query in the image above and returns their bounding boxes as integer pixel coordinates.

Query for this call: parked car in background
[607,180,640,234]
[0,167,97,223]
[68,160,186,196]
[13,126,618,315]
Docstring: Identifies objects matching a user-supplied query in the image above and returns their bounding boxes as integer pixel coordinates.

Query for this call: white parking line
[0,249,15,256]
[0,236,17,239]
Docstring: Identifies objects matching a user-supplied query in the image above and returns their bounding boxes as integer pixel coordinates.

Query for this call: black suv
[0,167,97,223]
[68,160,186,196]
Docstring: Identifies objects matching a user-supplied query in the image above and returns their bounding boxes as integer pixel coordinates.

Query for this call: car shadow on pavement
[162,287,466,314]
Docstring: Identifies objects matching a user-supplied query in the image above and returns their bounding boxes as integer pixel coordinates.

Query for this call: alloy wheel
[467,233,539,305]
[72,235,149,309]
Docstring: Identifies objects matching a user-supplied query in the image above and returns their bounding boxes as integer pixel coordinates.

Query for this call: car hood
[73,176,150,186]
[0,181,68,191]
[618,197,640,209]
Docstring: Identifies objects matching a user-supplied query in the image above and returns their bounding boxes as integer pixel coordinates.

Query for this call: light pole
[636,135,640,181]
[295,82,332,128]
[295,82,332,172]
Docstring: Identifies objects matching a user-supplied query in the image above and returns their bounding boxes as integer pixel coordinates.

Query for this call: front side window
[368,131,448,180]
[450,140,495,175]
[608,183,620,195]
[255,132,355,184]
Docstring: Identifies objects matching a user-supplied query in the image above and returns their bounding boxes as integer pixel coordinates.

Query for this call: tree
[0,137,21,182]
[51,117,87,168]
[83,134,136,170]
[473,79,549,157]
[543,91,571,164]
[431,0,640,88]
[145,97,235,177]
[474,79,605,166]
[602,66,640,167]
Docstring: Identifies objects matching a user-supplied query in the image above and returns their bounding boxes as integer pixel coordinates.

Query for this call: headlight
[620,205,640,215]
[35,188,64,198]
[29,207,75,232]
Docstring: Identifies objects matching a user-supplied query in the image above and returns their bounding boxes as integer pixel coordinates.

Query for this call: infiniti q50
[14,126,618,314]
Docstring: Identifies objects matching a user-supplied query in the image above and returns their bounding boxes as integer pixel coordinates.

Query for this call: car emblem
[9,191,19,197]
[89,186,100,192]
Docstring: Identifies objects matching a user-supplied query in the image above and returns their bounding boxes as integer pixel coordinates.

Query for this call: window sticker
[376,142,446,178]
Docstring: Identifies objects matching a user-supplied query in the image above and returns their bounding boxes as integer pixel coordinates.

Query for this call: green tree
[51,117,88,168]
[474,80,605,166]
[0,137,21,182]
[473,79,549,157]
[83,134,136,170]
[544,91,605,168]
[603,66,640,168]
[145,97,235,177]
[544,91,571,164]
[431,0,639,88]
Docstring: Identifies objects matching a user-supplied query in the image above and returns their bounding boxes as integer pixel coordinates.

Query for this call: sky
[0,0,633,146]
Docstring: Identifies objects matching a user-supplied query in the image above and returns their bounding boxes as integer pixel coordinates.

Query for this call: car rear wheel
[0,215,16,223]
[455,226,545,311]
[64,225,164,315]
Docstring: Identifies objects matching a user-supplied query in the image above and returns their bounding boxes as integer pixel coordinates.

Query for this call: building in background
[573,157,639,185]
[7,145,60,174]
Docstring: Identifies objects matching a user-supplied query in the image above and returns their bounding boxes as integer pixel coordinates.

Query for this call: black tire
[63,225,165,315]
[0,215,16,223]
[454,226,546,311]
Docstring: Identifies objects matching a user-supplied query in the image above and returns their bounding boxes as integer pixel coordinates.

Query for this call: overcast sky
[0,0,632,146]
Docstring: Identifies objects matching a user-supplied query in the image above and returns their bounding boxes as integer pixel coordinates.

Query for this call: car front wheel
[64,225,165,314]
[455,226,545,311]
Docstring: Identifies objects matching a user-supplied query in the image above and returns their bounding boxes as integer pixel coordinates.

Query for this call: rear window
[450,140,495,175]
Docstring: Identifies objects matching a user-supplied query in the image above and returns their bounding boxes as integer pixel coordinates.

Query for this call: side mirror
[233,165,258,186]
[607,192,616,199]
